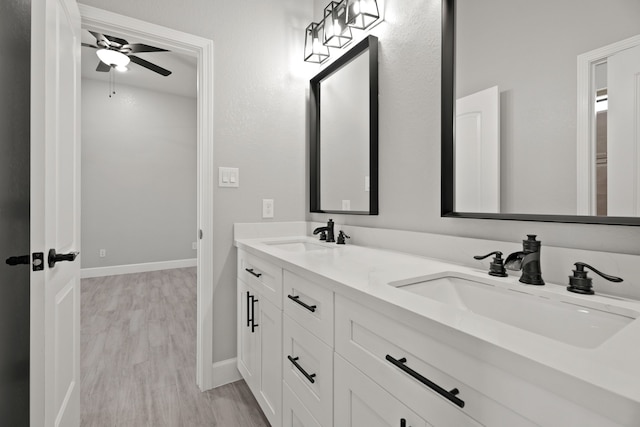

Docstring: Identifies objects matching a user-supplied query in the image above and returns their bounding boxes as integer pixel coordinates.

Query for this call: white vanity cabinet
[237,250,283,427]
[235,238,632,427]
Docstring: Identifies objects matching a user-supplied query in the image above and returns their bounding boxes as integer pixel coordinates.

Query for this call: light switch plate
[219,167,239,187]
[342,200,351,210]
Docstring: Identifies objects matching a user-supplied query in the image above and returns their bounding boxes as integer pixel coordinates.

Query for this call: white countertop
[235,235,640,421]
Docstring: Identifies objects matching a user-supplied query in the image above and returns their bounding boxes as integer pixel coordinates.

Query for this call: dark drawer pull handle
[400,419,410,427]
[287,355,316,384]
[287,295,317,312]
[386,355,465,408]
[245,268,262,278]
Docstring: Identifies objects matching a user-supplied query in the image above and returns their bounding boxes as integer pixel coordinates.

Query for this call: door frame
[78,5,216,391]
[576,34,640,215]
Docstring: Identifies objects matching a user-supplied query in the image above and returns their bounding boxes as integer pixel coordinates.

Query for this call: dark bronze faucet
[313,219,335,242]
[505,235,545,285]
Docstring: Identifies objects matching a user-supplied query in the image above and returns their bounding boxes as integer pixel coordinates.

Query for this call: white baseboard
[211,358,242,388]
[81,258,197,279]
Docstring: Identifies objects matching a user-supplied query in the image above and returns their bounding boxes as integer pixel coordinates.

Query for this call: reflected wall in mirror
[311,35,378,215]
[442,0,640,225]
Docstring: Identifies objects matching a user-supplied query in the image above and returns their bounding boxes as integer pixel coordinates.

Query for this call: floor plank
[81,267,269,427]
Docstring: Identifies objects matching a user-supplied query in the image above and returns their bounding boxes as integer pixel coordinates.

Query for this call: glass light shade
[323,1,353,48]
[96,49,130,67]
[304,22,330,63]
[346,0,380,30]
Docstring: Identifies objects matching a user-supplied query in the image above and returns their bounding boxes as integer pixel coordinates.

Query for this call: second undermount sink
[264,240,335,253]
[392,273,637,349]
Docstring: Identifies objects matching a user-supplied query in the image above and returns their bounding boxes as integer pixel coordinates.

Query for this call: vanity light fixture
[96,48,130,68]
[323,1,353,48]
[345,0,380,30]
[304,0,381,63]
[304,22,330,63]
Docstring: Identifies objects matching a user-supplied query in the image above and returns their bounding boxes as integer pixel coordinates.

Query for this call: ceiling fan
[82,31,172,76]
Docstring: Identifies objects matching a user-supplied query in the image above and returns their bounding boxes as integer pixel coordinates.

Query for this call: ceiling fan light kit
[84,30,172,76]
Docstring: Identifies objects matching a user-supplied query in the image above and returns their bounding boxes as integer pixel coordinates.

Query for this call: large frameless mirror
[442,0,640,225]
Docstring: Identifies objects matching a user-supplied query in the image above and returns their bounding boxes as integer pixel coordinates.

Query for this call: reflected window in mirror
[310,35,378,215]
[441,0,640,225]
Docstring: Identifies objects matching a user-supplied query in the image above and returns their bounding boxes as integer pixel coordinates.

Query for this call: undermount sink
[264,240,334,252]
[393,273,637,348]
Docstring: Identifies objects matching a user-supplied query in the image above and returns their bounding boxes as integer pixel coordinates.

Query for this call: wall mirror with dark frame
[310,35,379,215]
[442,0,640,225]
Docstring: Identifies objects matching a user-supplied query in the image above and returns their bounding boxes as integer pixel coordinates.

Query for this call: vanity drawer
[283,314,333,427]
[283,271,334,346]
[283,381,323,427]
[335,294,536,427]
[238,249,283,309]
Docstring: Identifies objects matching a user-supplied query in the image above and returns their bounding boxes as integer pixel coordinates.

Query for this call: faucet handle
[473,251,508,277]
[337,230,350,245]
[318,231,327,241]
[567,262,623,295]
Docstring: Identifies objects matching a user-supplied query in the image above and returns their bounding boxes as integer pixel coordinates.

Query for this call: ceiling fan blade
[129,55,172,76]
[88,30,110,46]
[82,43,97,49]
[96,61,111,72]
[103,34,129,46]
[126,43,169,54]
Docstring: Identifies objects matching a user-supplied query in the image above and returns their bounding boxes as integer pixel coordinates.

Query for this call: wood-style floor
[81,268,269,427]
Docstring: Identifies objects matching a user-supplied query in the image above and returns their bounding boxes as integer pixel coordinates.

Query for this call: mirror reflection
[453,0,640,218]
[310,35,378,215]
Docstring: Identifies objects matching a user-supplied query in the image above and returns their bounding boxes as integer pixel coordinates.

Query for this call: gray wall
[456,0,640,215]
[81,79,197,268]
[78,0,312,362]
[310,0,640,255]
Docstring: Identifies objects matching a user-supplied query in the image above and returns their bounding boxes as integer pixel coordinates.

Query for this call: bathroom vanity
[235,223,640,427]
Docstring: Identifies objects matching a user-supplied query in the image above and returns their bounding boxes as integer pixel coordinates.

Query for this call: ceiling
[81,28,197,98]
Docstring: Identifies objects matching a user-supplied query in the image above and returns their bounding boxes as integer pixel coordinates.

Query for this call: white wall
[79,0,314,363]
[309,0,640,256]
[81,78,197,268]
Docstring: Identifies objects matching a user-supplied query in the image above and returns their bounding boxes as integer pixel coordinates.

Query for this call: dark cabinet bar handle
[246,291,251,327]
[386,355,465,408]
[251,296,259,333]
[245,268,262,278]
[287,294,317,312]
[400,419,408,427]
[287,356,316,384]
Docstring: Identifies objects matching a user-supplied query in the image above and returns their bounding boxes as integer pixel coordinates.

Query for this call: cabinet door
[255,295,283,427]
[334,354,429,427]
[237,280,259,392]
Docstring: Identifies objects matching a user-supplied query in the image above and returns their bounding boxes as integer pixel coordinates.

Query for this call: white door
[31,0,82,425]
[607,44,640,216]
[455,86,501,213]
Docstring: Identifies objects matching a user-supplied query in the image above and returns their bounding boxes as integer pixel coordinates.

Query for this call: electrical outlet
[342,200,351,210]
[99,249,106,258]
[262,199,274,218]
[192,242,197,250]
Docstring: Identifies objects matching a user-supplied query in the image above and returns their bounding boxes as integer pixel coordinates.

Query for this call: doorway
[79,5,215,391]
